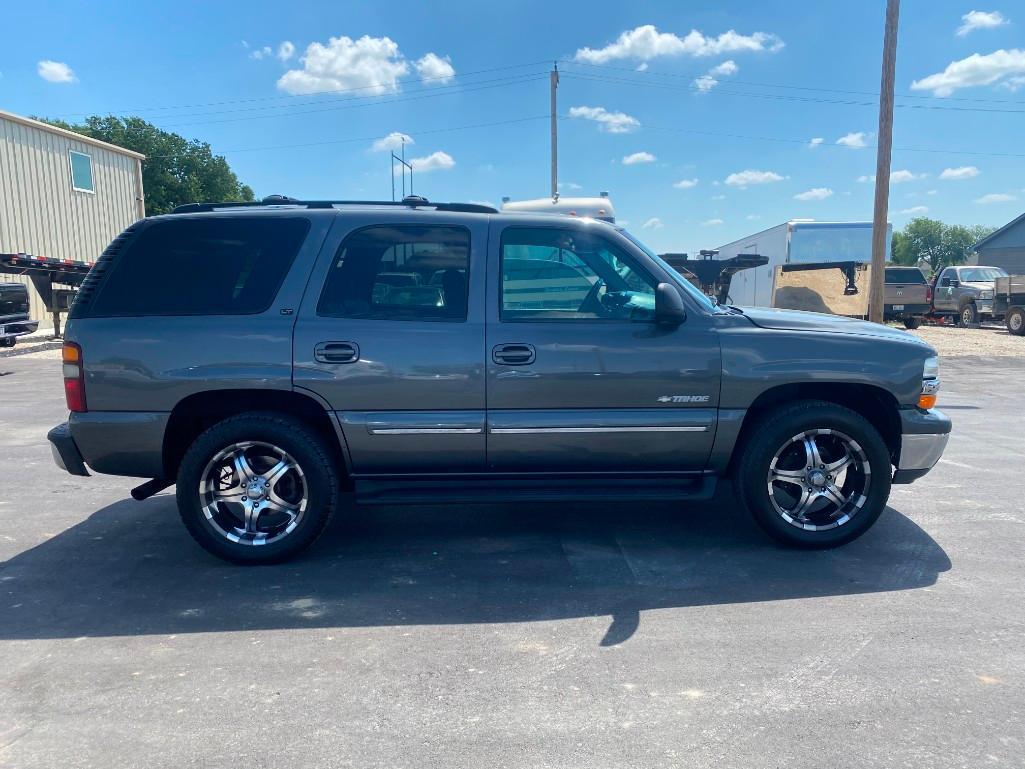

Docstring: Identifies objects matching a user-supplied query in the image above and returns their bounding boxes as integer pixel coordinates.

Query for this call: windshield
[959,267,1007,282]
[617,228,720,312]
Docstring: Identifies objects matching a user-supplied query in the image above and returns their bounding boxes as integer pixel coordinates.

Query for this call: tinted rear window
[90,217,309,317]
[885,268,927,284]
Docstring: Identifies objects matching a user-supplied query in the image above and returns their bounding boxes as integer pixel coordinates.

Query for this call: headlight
[919,355,940,409]
[923,355,939,380]
[980,290,994,300]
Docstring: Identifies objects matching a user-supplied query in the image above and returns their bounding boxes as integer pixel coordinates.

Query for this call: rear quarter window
[89,217,309,317]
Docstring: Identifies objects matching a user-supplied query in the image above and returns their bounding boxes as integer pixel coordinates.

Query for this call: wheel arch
[162,388,349,482]
[728,382,902,471]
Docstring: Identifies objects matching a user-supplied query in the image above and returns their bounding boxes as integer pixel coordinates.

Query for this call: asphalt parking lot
[1,351,1023,769]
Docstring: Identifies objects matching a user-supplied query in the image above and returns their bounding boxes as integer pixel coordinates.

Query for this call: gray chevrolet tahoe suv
[48,196,951,563]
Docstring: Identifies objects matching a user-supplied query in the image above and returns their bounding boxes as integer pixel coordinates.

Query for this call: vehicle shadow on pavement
[0,489,950,646]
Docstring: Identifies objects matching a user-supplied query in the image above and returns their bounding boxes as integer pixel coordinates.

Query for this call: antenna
[390,136,413,202]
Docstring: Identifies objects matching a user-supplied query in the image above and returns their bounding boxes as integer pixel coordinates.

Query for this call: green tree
[890,217,996,276]
[38,116,254,216]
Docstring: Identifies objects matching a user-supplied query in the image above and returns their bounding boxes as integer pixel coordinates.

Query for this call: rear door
[293,214,487,474]
[484,222,721,472]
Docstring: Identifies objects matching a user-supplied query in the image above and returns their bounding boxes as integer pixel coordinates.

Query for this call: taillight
[926,285,933,303]
[62,342,87,412]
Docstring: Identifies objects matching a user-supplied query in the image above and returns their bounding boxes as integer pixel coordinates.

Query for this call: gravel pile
[903,324,1023,358]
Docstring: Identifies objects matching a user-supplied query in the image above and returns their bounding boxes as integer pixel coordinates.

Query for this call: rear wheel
[176,412,339,563]
[959,302,978,326]
[1007,307,1025,336]
[903,316,922,330]
[734,401,891,548]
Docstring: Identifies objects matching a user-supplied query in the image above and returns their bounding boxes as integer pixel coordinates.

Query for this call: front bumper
[47,422,90,477]
[892,408,951,484]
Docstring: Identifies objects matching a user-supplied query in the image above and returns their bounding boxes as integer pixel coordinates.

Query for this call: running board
[354,475,718,505]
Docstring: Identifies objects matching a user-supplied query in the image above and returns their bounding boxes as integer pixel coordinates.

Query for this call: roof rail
[171,194,497,215]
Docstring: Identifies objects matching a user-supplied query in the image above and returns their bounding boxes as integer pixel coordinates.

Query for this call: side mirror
[940,278,951,287]
[950,280,960,288]
[655,282,687,326]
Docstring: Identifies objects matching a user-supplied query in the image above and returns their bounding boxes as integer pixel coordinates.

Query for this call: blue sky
[4,0,1025,254]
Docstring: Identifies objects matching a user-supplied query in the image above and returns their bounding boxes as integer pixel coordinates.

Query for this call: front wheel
[0,337,15,348]
[176,412,339,563]
[1007,307,1025,336]
[734,401,891,548]
[959,303,978,326]
[903,316,922,330]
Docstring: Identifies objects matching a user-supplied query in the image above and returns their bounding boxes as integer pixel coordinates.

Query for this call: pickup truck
[931,265,1008,326]
[0,282,39,347]
[46,196,951,564]
[884,266,931,329]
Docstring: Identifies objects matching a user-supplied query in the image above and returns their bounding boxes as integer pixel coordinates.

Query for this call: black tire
[0,337,15,348]
[734,400,891,549]
[1007,307,1025,336]
[176,412,339,564]
[959,302,978,326]
[903,316,922,330]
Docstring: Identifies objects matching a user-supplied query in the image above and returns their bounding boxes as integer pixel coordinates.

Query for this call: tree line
[38,116,254,216]
[891,217,996,276]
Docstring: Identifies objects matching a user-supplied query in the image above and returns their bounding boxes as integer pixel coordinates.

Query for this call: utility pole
[869,0,900,324]
[550,62,559,199]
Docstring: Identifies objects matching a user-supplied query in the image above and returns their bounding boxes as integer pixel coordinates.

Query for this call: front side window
[90,217,309,317]
[500,227,656,321]
[69,150,94,193]
[318,225,470,321]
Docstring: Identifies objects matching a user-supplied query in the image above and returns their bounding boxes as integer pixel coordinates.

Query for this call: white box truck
[715,220,891,310]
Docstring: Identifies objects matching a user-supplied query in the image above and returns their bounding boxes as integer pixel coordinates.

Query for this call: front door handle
[315,341,359,364]
[492,343,535,366]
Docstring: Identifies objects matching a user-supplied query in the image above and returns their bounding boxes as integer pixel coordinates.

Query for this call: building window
[69,150,94,193]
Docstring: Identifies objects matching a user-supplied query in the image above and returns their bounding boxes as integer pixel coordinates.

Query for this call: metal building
[969,212,1025,275]
[0,109,144,324]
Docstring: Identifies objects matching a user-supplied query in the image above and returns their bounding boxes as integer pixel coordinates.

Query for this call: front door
[293,216,487,474]
[485,223,721,472]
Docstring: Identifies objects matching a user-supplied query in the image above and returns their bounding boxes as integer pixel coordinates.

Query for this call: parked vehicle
[930,265,1008,326]
[48,195,951,563]
[884,266,931,329]
[0,282,38,347]
[993,275,1025,336]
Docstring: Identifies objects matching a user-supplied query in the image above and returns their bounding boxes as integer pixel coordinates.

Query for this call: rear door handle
[492,343,536,366]
[315,341,359,364]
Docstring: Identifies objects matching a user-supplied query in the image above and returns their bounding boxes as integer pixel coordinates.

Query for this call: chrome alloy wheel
[198,441,308,546]
[766,429,870,532]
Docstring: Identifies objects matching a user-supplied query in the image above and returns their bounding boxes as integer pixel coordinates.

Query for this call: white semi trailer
[715,220,891,309]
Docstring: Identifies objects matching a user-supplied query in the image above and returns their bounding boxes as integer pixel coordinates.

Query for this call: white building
[0,109,145,323]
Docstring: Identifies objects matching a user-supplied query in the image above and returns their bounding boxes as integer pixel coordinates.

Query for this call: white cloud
[939,165,980,180]
[890,169,923,183]
[702,218,724,226]
[371,132,414,152]
[37,60,76,83]
[558,181,583,191]
[794,187,834,201]
[568,105,640,133]
[278,34,411,95]
[746,214,762,220]
[1001,75,1025,91]
[712,194,726,200]
[808,137,824,148]
[407,151,455,173]
[975,192,1017,203]
[693,59,738,92]
[277,41,295,61]
[622,151,656,165]
[836,131,868,148]
[957,10,1009,36]
[911,49,1025,96]
[415,52,455,83]
[899,206,930,215]
[573,25,784,63]
[927,189,939,195]
[636,63,649,71]
[642,217,664,229]
[724,169,786,187]
[250,46,273,60]
[673,178,699,189]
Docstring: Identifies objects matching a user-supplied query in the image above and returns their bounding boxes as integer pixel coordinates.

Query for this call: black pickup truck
[0,283,38,347]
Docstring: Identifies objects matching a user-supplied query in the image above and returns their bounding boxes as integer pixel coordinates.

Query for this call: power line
[560,59,1025,106]
[57,60,552,118]
[560,71,1025,114]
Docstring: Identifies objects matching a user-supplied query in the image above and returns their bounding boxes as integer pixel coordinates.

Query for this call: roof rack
[171,194,498,215]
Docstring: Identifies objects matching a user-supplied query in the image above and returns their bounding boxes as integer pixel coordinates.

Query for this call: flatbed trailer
[0,253,92,336]
[994,276,1025,336]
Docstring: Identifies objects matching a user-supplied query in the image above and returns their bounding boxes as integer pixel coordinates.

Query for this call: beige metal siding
[0,114,142,323]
